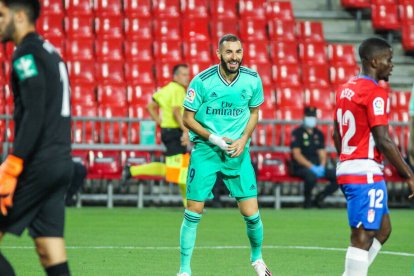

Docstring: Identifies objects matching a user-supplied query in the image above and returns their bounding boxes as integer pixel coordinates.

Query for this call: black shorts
[161,128,187,156]
[0,158,73,238]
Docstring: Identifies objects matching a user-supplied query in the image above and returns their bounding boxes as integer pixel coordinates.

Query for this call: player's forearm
[333,124,342,155]
[377,138,413,179]
[318,149,327,166]
[241,108,259,140]
[173,108,188,132]
[292,149,313,168]
[183,112,211,140]
[147,105,161,125]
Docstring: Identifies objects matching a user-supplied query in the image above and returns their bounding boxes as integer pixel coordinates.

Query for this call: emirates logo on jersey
[340,88,355,100]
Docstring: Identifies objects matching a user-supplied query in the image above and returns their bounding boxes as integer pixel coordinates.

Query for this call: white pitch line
[2,245,414,257]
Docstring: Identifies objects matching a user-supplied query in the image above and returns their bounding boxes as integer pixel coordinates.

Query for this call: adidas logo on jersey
[249,184,256,191]
[210,92,218,97]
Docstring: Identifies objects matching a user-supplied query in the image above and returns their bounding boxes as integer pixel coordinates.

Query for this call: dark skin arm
[372,125,414,198]
[333,121,342,155]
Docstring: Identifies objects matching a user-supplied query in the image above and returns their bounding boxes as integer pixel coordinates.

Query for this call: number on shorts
[189,168,195,183]
[368,188,384,208]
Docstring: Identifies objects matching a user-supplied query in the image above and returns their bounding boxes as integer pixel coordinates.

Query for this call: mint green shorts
[186,142,257,201]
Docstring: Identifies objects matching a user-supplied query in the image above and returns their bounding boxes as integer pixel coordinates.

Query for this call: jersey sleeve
[171,86,184,107]
[366,87,389,128]
[152,89,162,105]
[12,47,47,161]
[290,128,302,149]
[249,75,264,108]
[317,129,325,149]
[183,76,204,112]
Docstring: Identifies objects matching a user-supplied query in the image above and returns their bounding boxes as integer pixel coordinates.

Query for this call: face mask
[304,116,317,128]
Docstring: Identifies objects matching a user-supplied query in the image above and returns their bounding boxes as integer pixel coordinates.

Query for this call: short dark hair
[218,34,241,49]
[172,64,188,76]
[1,0,40,23]
[358,37,391,62]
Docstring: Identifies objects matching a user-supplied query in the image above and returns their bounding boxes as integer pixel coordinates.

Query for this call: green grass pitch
[2,208,413,275]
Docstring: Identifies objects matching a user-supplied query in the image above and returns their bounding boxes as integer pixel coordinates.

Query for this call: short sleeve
[290,128,302,149]
[366,87,389,128]
[152,89,162,105]
[183,76,204,111]
[249,75,264,108]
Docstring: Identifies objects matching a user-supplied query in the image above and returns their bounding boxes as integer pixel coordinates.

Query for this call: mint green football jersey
[183,65,264,142]
[409,82,414,116]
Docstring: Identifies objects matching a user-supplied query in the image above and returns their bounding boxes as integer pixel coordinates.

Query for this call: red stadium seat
[127,84,154,106]
[390,90,411,111]
[401,22,414,51]
[153,19,181,41]
[71,104,98,144]
[71,150,90,168]
[276,86,304,108]
[44,36,65,57]
[88,150,123,179]
[97,85,127,106]
[182,18,210,42]
[95,16,124,39]
[123,0,152,18]
[302,64,330,88]
[96,61,125,84]
[296,21,325,43]
[97,105,129,144]
[94,0,122,16]
[304,87,334,111]
[188,61,212,78]
[0,45,6,62]
[245,63,273,87]
[152,0,180,19]
[124,17,153,42]
[239,19,267,42]
[209,0,237,19]
[340,0,370,8]
[36,15,64,39]
[129,104,152,119]
[65,0,93,16]
[95,39,124,62]
[371,3,400,30]
[268,20,297,42]
[3,85,12,105]
[64,16,94,39]
[210,18,239,45]
[273,64,301,87]
[5,42,14,60]
[4,121,14,142]
[71,83,96,106]
[155,63,180,87]
[181,0,209,18]
[67,60,95,84]
[399,3,414,23]
[265,1,295,21]
[125,61,155,85]
[244,42,270,64]
[330,65,360,86]
[124,40,153,62]
[238,0,266,19]
[276,107,304,146]
[256,152,290,182]
[65,38,94,61]
[153,41,183,62]
[328,44,357,66]
[41,0,64,16]
[299,42,327,65]
[183,41,212,63]
[270,41,298,65]
[262,85,277,109]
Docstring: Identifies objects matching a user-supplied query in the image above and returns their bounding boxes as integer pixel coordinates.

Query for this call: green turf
[1,208,413,275]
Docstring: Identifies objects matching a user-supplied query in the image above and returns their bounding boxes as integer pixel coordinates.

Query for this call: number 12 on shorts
[368,188,384,208]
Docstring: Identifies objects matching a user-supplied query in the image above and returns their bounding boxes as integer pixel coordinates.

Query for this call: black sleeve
[12,50,47,161]
[290,128,301,149]
[317,128,325,149]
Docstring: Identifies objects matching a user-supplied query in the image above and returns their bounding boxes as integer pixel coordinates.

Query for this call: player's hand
[406,177,414,199]
[180,131,190,147]
[208,134,229,151]
[310,165,323,178]
[0,155,23,216]
[225,136,248,158]
[317,165,326,178]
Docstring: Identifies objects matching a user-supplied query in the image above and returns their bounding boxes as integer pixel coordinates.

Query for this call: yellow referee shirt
[152,81,186,128]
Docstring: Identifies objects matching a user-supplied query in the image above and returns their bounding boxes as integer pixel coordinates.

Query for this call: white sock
[343,246,369,276]
[368,238,382,266]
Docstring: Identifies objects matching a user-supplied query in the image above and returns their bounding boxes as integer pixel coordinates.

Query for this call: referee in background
[0,1,73,275]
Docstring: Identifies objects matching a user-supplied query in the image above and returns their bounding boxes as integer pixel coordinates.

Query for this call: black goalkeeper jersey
[11,32,71,164]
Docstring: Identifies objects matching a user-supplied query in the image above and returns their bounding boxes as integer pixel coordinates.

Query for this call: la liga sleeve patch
[186,88,196,103]
[372,97,385,115]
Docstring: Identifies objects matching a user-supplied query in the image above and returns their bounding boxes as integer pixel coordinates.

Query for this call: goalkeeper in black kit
[0,1,73,275]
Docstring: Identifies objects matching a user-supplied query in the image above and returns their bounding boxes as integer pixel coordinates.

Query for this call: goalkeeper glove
[0,155,23,215]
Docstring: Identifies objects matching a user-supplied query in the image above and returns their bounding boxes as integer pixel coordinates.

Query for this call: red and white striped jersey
[334,76,389,184]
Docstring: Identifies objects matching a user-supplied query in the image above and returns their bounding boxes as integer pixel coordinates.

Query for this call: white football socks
[368,238,382,266]
[343,246,369,276]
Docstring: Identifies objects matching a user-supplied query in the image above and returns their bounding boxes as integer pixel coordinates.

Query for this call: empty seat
[0,45,6,62]
[256,152,289,182]
[36,15,64,39]
[183,41,212,63]
[152,0,180,18]
[304,87,334,111]
[340,0,370,8]
[238,0,266,19]
[153,19,181,41]
[41,0,64,15]
[401,22,414,51]
[188,61,212,78]
[94,0,122,16]
[399,3,414,23]
[276,86,304,108]
[67,60,95,84]
[127,84,155,105]
[182,18,210,42]
[371,3,400,30]
[153,41,183,62]
[276,107,304,146]
[65,0,93,16]
[123,0,152,18]
[71,150,90,168]
[64,15,94,39]
[330,64,360,86]
[97,85,127,106]
[96,61,125,84]
[210,18,239,45]
[299,42,327,65]
[44,36,65,57]
[268,20,297,42]
[181,0,208,18]
[124,17,153,42]
[270,41,298,65]
[124,40,153,62]
[328,44,356,66]
[244,42,270,64]
[272,64,301,87]
[65,38,94,61]
[302,64,330,88]
[88,150,123,179]
[265,1,295,21]
[209,0,237,19]
[296,21,325,43]
[245,63,273,86]
[97,105,129,144]
[155,63,179,87]
[95,39,124,61]
[95,16,124,39]
[71,83,96,106]
[239,19,267,42]
[71,104,99,143]
[125,61,155,85]
[129,104,152,119]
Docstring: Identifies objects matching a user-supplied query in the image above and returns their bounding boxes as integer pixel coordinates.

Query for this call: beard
[1,19,15,43]
[220,55,242,74]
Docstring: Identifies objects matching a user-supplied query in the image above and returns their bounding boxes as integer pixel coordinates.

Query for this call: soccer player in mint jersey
[177,34,272,276]
[333,37,414,276]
